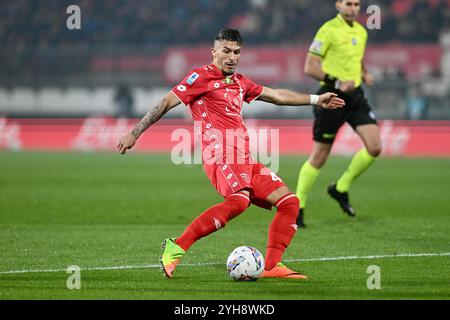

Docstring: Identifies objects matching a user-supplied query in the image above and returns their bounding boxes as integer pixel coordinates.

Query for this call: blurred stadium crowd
[1,0,449,47]
[0,0,449,120]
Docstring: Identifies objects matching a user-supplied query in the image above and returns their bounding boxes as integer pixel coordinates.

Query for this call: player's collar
[210,63,224,76]
[210,63,235,80]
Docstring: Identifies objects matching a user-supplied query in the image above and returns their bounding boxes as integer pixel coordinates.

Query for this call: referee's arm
[304,53,326,82]
[362,62,375,86]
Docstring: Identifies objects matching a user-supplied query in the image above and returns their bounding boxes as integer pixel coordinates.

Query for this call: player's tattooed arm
[117,92,181,154]
[130,100,166,138]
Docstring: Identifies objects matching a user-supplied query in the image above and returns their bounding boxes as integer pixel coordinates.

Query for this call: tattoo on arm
[131,100,167,138]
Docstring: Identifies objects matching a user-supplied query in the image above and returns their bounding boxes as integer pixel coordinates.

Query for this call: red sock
[265,194,300,270]
[175,193,250,251]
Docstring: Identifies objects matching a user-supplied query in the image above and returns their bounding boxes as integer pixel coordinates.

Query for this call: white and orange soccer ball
[226,246,265,281]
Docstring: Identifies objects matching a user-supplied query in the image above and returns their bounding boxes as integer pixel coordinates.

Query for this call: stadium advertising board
[1,118,449,157]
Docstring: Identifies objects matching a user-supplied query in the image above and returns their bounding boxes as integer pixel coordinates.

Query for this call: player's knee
[274,194,299,226]
[275,194,300,213]
[225,195,250,218]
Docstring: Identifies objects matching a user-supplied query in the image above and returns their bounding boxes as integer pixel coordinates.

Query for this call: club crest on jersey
[352,38,357,45]
[186,72,199,85]
[223,76,234,84]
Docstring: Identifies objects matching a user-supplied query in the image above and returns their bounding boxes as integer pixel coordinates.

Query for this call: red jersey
[171,64,263,165]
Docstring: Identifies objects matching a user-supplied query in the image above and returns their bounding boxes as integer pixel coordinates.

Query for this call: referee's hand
[318,93,345,109]
[363,72,375,87]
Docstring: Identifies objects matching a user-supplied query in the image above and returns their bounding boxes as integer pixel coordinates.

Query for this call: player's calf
[162,192,250,278]
[265,193,300,270]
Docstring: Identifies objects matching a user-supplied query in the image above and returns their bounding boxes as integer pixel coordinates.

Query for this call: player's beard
[223,70,235,76]
[223,65,236,76]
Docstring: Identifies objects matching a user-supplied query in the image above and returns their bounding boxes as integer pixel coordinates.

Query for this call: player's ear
[211,47,216,59]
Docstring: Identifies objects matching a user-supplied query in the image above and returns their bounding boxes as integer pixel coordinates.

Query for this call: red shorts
[203,162,287,210]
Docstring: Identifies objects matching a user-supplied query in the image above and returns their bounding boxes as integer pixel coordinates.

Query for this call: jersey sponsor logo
[177,84,186,92]
[186,72,199,85]
[309,40,323,54]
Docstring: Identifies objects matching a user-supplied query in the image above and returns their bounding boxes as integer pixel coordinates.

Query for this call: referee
[295,0,382,227]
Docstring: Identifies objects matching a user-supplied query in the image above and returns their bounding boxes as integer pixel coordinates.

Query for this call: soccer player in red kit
[118,29,344,279]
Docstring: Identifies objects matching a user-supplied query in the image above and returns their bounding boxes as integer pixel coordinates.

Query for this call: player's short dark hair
[214,28,244,45]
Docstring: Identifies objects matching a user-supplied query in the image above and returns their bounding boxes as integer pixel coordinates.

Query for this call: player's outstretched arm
[117,92,181,154]
[257,87,345,109]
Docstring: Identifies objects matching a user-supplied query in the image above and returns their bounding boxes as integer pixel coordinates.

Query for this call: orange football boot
[262,262,308,279]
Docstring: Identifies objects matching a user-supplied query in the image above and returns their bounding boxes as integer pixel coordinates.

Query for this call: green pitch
[0,151,449,300]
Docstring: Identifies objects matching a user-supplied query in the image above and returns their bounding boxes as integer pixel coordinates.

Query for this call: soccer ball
[226,246,265,281]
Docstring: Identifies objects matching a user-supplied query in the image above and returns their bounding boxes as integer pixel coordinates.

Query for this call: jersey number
[270,172,282,182]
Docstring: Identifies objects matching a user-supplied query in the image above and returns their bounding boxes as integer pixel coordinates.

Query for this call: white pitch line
[1,252,449,275]
[285,252,450,263]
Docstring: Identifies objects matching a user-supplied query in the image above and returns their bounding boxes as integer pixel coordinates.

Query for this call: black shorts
[313,86,378,144]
